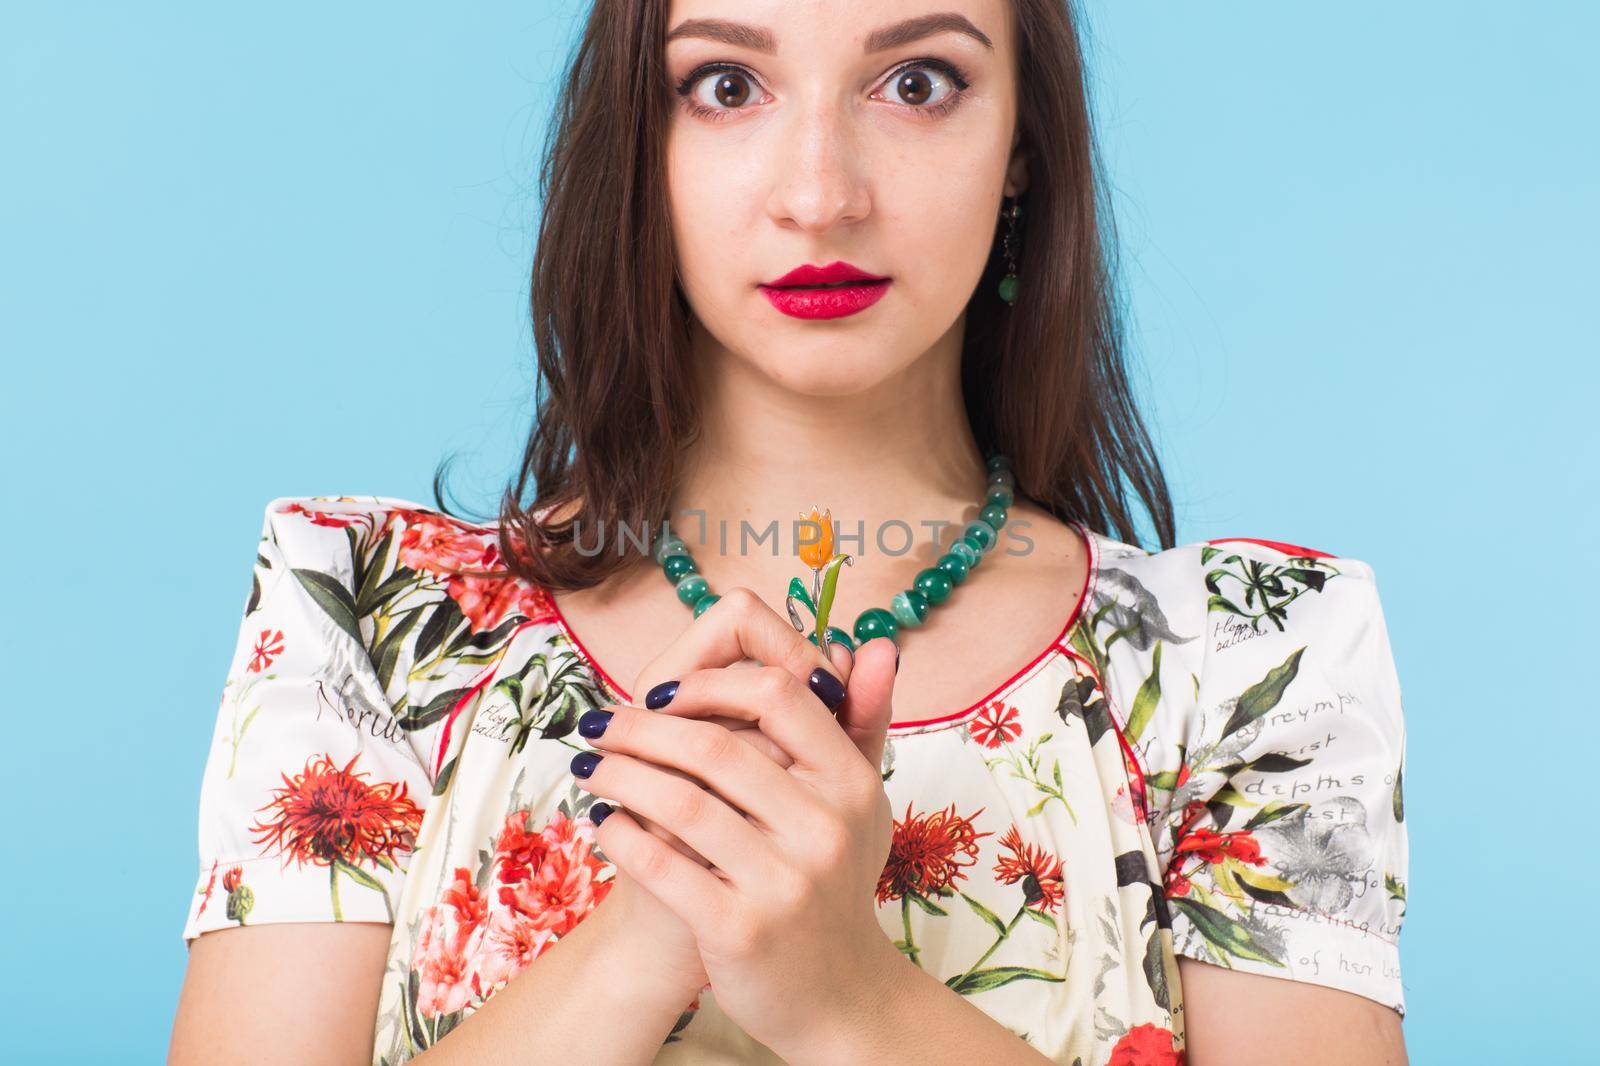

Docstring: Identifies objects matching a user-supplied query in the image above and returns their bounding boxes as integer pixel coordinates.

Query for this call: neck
[666,318,990,602]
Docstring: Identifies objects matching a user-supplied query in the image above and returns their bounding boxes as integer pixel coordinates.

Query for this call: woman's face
[664,0,1026,398]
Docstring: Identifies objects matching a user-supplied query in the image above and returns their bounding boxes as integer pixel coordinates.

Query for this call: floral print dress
[181,496,1409,1065]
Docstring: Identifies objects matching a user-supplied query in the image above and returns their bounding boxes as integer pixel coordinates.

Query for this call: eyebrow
[664,12,994,54]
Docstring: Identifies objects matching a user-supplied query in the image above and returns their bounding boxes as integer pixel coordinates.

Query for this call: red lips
[764,261,889,288]
[759,261,892,320]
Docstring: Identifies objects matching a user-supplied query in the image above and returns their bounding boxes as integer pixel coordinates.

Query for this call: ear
[1004,132,1030,198]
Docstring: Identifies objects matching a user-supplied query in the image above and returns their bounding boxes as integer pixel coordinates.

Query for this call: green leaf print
[1124,640,1164,741]
[413,597,464,663]
[1145,768,1182,791]
[291,566,364,646]
[246,547,270,616]
[359,567,421,621]
[1221,646,1306,738]
[1245,751,1314,773]
[352,527,395,614]
[372,608,422,692]
[225,702,261,779]
[401,684,471,732]
[1024,906,1058,930]
[1243,801,1307,829]
[960,892,1009,938]
[946,966,1066,995]
[1169,897,1284,967]
[1204,553,1340,633]
[1393,762,1405,822]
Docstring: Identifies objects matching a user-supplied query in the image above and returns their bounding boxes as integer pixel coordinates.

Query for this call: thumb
[832,636,897,772]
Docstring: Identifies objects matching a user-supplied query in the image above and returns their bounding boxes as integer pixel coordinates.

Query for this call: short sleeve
[1153,549,1409,1014]
[181,498,436,943]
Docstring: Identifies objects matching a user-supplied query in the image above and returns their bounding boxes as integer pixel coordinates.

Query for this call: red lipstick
[759,261,891,320]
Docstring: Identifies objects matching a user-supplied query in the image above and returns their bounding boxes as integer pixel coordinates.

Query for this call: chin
[743,348,907,399]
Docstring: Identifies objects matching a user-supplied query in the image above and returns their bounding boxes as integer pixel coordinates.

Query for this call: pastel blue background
[5,2,1592,1062]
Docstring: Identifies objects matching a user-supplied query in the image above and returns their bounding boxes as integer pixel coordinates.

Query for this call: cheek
[666,127,763,304]
[868,116,1013,305]
[883,175,1003,309]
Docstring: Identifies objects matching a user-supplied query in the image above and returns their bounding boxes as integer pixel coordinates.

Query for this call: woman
[170,1,1410,1063]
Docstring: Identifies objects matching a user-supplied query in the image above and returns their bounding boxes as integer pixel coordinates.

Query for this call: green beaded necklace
[649,454,1016,655]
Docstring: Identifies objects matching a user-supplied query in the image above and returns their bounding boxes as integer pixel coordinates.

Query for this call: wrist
[771,936,923,1065]
[583,883,708,1012]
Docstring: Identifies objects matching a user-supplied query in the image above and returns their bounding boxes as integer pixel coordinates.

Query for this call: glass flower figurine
[786,506,854,658]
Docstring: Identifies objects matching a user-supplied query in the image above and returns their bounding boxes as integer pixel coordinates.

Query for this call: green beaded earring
[997,197,1022,305]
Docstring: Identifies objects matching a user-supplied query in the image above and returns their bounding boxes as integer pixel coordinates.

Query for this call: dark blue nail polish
[590,801,613,825]
[645,679,679,709]
[808,667,847,710]
[571,751,602,779]
[579,709,613,738]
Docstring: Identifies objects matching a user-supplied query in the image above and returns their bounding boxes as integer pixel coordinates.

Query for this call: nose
[765,93,871,235]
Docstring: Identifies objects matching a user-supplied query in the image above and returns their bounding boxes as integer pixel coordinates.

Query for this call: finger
[630,586,846,712]
[626,769,716,866]
[576,745,775,887]
[636,664,867,785]
[591,806,736,937]
[835,636,898,773]
[584,705,824,840]
[826,637,855,687]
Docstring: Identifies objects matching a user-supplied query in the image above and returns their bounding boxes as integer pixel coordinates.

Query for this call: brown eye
[880,61,967,112]
[894,69,934,107]
[713,73,750,107]
[692,69,756,112]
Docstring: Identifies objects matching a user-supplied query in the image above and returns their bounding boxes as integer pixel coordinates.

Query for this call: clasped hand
[572,587,906,1057]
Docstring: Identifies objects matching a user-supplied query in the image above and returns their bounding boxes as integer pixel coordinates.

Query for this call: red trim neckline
[545,520,1101,736]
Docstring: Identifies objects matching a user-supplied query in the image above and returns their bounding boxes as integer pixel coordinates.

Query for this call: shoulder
[260,493,495,559]
[259,493,516,592]
[254,492,564,682]
[1080,531,1411,1013]
[1074,527,1398,750]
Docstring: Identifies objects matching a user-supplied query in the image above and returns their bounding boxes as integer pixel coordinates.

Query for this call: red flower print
[221,865,244,893]
[413,868,485,1018]
[248,628,285,673]
[876,801,993,904]
[491,809,551,886]
[446,570,558,632]
[440,864,490,928]
[968,701,1023,748]
[277,500,366,529]
[494,808,613,937]
[993,825,1066,914]
[392,510,498,577]
[475,905,558,989]
[412,866,489,1017]
[195,859,219,918]
[1165,817,1267,897]
[1108,1023,1185,1066]
[1174,827,1267,867]
[249,752,424,870]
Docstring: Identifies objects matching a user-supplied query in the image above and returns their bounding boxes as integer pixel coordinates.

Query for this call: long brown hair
[433,0,1176,590]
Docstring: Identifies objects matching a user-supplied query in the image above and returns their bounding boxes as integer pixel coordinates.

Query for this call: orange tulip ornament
[786,506,855,660]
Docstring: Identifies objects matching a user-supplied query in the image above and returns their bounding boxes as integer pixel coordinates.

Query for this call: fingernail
[645,679,679,709]
[579,709,613,738]
[590,801,614,825]
[894,647,901,675]
[808,667,847,710]
[571,751,602,779]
